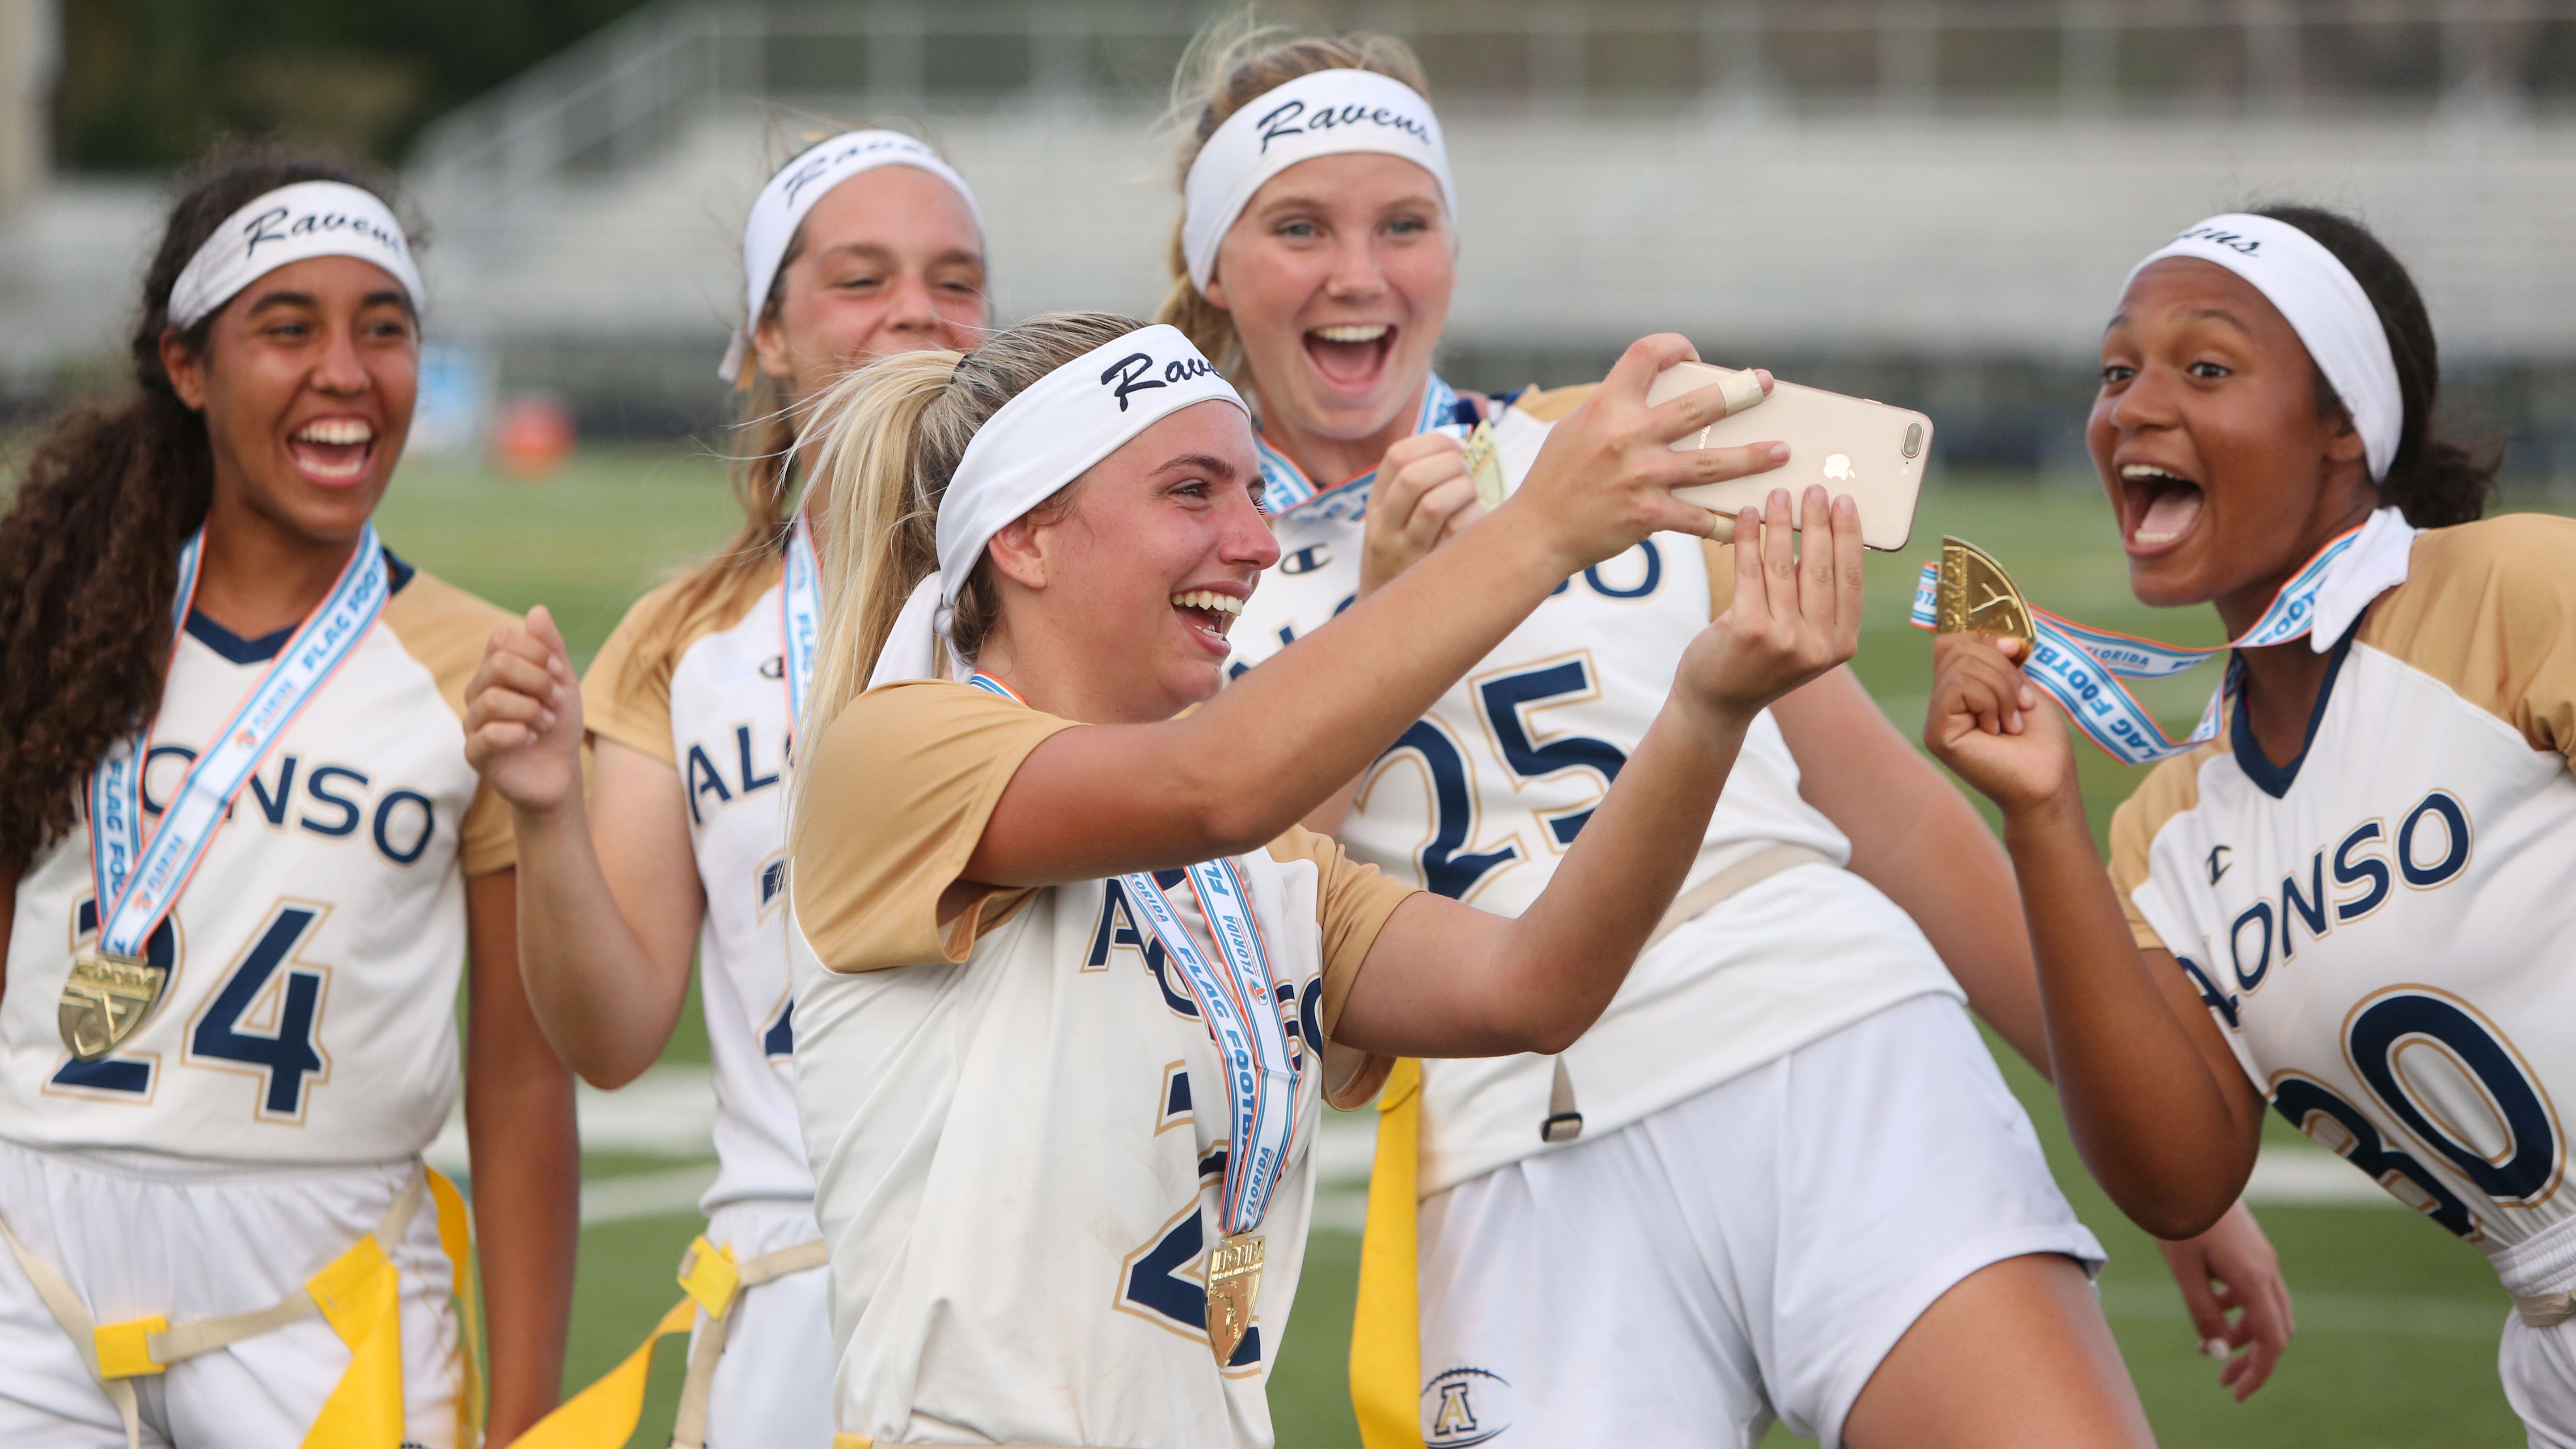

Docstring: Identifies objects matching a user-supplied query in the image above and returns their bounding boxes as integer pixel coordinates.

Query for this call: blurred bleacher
[13,0,2576,473]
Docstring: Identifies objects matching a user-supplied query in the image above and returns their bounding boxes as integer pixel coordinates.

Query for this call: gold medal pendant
[1936,536,2037,650]
[1462,421,1507,513]
[1205,1231,1264,1365]
[58,949,168,1062]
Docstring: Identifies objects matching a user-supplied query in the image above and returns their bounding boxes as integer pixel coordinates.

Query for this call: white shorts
[696,1198,835,1449]
[0,1140,461,1449]
[1416,994,2103,1449]
[2502,1313,2576,1448]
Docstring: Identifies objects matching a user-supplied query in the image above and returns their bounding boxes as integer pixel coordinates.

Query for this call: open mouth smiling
[1303,322,1394,391]
[1171,588,1245,652]
[2119,462,2205,555]
[288,417,377,485]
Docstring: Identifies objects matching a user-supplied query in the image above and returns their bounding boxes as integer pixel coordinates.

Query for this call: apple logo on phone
[1823,453,1855,482]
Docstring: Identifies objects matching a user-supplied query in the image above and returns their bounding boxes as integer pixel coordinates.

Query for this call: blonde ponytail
[796,348,958,754]
[1153,16,1433,387]
[792,311,1150,764]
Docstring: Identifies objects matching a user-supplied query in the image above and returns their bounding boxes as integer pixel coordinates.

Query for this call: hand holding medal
[1919,539,2072,814]
[1356,429,1493,597]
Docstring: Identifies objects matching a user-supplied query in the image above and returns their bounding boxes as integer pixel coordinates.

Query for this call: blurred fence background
[10,0,2576,467]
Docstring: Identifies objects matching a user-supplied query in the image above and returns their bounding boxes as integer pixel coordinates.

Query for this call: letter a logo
[1432,1381,1478,1438]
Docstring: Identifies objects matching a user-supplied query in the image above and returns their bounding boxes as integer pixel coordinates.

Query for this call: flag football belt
[2515,1290,2576,1329]
[0,1160,482,1449]
[1351,839,1833,1449]
[511,1233,827,1449]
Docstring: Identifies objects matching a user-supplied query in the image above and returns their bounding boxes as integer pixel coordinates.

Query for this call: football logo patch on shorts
[1421,1365,1512,1445]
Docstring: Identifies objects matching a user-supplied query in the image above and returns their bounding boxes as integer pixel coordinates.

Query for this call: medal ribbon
[1256,373,1468,518]
[962,672,1301,1235]
[1121,858,1301,1235]
[87,526,391,958]
[1906,515,2396,767]
[779,513,821,741]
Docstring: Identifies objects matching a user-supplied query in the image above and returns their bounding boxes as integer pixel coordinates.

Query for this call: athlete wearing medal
[0,153,576,1447]
[1929,207,2576,1442]
[1158,27,2293,1447]
[462,131,989,1447]
[776,310,1860,1449]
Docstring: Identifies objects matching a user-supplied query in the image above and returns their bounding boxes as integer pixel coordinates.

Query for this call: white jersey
[585,560,812,1214]
[2113,517,2576,1296]
[1,556,516,1164]
[786,681,1411,1448]
[1229,387,1959,1193]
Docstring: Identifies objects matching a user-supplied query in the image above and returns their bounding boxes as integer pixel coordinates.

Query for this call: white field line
[428,1062,717,1175]
[463,1069,2398,1227]
[581,1164,721,1226]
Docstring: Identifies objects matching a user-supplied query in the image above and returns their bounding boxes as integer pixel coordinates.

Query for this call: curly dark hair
[2255,204,2500,529]
[0,144,408,870]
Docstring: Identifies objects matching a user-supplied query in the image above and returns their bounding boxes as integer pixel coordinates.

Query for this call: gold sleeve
[1263,825,1418,1108]
[788,682,1078,974]
[580,580,685,767]
[379,570,520,877]
[2358,515,2576,761]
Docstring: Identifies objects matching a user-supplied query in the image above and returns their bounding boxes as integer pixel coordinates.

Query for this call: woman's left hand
[1358,432,1484,597]
[2157,1199,2295,1400]
[1680,486,1864,716]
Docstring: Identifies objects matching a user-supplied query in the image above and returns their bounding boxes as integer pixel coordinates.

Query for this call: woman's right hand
[1681,487,1865,716]
[464,604,585,816]
[1923,631,2077,815]
[1504,333,1784,576]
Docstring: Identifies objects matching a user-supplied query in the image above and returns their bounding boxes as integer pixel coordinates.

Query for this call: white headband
[1181,68,1455,295]
[2124,213,2403,481]
[720,131,984,383]
[867,324,1248,688]
[167,182,421,331]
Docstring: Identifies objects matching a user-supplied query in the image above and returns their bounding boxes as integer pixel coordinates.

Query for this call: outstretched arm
[1924,632,2268,1237]
[1774,666,2050,1066]
[1334,489,1862,1058]
[968,335,1787,889]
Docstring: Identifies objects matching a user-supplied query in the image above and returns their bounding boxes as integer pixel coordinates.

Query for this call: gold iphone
[1646,361,1931,551]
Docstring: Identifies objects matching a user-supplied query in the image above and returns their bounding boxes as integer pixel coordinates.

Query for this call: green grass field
[372,447,2549,1447]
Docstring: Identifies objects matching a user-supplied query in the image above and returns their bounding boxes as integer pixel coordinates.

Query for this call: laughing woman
[463,129,988,1448]
[1927,207,2576,1442]
[760,310,1859,1448]
[0,150,576,1447]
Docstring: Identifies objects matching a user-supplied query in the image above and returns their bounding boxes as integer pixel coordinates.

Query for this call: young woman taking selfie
[758,309,1858,1447]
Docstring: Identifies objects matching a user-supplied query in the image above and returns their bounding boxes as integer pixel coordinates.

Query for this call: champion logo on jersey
[1421,1365,1512,1446]
[2207,845,2233,884]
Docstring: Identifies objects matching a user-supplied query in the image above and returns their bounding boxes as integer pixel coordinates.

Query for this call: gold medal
[1462,421,1507,513]
[58,949,168,1062]
[1205,1231,1264,1365]
[1936,536,2037,650]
